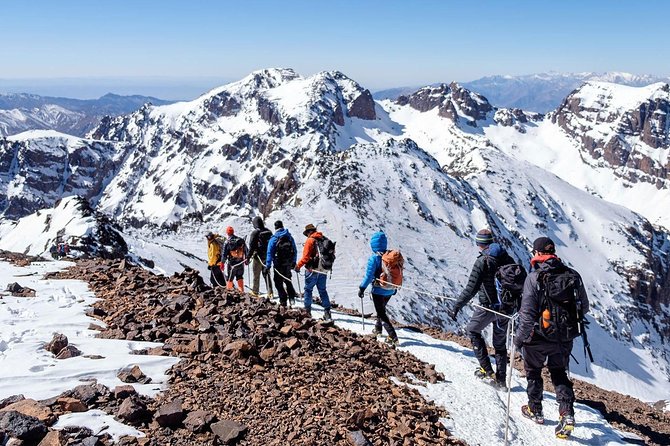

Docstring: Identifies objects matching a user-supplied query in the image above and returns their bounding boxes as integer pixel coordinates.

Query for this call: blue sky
[1,0,668,98]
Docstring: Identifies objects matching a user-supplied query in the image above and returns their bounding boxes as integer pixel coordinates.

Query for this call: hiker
[206,232,226,287]
[294,223,335,321]
[222,226,248,292]
[265,220,298,307]
[448,228,516,388]
[514,236,590,438]
[358,231,400,346]
[248,216,274,297]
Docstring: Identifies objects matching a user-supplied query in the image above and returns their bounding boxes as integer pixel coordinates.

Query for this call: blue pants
[303,271,330,310]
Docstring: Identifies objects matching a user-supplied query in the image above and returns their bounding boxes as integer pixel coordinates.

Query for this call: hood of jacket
[309,231,323,240]
[274,228,290,238]
[253,216,265,230]
[534,255,565,272]
[370,231,388,253]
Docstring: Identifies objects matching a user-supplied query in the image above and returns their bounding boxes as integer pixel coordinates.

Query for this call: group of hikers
[206,221,590,439]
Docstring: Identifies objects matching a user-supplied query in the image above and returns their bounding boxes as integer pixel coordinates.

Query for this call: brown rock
[346,430,372,446]
[116,397,149,424]
[183,409,214,433]
[284,338,300,349]
[46,334,68,355]
[154,399,184,427]
[211,419,247,444]
[0,395,25,410]
[117,365,151,384]
[114,385,137,400]
[37,430,65,446]
[222,340,254,356]
[56,345,82,359]
[56,397,87,413]
[0,399,55,425]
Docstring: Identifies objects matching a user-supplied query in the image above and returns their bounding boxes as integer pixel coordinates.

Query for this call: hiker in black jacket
[248,216,273,297]
[449,229,515,387]
[514,236,589,437]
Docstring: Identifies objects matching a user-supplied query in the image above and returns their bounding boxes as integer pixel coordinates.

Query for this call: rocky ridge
[41,258,462,445]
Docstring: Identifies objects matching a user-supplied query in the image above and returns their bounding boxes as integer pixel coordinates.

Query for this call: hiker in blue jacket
[358,231,398,346]
[265,220,298,307]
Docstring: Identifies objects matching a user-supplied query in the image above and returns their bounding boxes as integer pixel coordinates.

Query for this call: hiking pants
[466,306,509,381]
[274,265,296,306]
[209,265,226,287]
[303,270,330,310]
[225,260,245,282]
[372,293,397,340]
[252,255,272,295]
[522,339,574,416]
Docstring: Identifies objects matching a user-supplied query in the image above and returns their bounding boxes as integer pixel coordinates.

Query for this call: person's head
[205,231,214,241]
[226,226,234,236]
[274,220,284,230]
[532,236,556,255]
[252,216,264,229]
[303,223,317,237]
[475,228,494,250]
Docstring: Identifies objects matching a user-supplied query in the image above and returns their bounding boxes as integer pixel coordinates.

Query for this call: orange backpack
[376,250,404,290]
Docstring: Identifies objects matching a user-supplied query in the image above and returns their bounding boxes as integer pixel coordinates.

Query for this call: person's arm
[452,257,485,311]
[265,236,276,269]
[291,237,298,267]
[296,238,314,269]
[360,255,378,289]
[515,274,539,348]
[248,230,259,259]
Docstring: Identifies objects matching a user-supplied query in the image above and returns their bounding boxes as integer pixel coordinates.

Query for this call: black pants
[372,293,397,340]
[522,338,574,416]
[210,266,226,287]
[225,261,245,281]
[466,306,509,382]
[274,265,296,306]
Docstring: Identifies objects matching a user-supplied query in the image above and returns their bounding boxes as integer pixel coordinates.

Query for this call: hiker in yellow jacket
[206,232,226,287]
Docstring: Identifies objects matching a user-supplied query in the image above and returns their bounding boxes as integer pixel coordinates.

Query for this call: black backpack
[537,268,583,343]
[495,263,527,312]
[226,235,246,261]
[258,228,272,257]
[274,235,296,266]
[314,236,336,271]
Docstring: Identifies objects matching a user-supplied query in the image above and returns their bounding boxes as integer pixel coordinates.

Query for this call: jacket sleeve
[248,229,259,258]
[453,257,485,310]
[515,274,540,347]
[291,237,298,266]
[222,241,230,262]
[360,255,379,289]
[265,236,277,268]
[207,241,220,266]
[296,238,314,269]
[243,240,249,259]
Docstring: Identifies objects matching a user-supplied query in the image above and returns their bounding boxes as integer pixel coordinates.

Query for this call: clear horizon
[2,0,669,99]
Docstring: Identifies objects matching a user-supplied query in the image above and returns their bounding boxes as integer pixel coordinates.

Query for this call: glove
[448,307,460,322]
[294,266,300,272]
[291,262,296,269]
[244,258,250,266]
[358,287,365,298]
[207,265,212,271]
[262,267,270,275]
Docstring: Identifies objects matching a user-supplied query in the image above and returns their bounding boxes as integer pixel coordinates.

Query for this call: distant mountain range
[0,92,173,137]
[374,72,670,113]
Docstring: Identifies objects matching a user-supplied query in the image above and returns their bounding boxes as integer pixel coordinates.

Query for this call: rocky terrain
[10,258,459,446]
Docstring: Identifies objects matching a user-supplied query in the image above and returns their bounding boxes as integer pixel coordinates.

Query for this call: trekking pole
[360,294,365,331]
[504,314,517,446]
[295,271,302,297]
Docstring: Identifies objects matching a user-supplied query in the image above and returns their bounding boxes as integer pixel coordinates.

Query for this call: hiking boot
[474,367,496,382]
[555,413,575,439]
[493,379,508,391]
[521,405,544,424]
[304,307,312,318]
[385,336,399,348]
[322,308,332,323]
[250,291,260,298]
[289,295,296,306]
[372,326,382,336]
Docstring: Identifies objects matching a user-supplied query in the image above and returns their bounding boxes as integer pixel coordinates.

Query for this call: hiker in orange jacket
[295,224,332,321]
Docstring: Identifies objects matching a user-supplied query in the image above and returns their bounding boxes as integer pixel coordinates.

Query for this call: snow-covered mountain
[1,68,670,404]
[0,130,129,219]
[0,93,173,137]
[462,71,670,112]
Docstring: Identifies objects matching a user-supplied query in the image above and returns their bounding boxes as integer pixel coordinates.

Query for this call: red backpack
[376,250,404,290]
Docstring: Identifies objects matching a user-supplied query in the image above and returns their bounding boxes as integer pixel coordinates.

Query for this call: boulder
[56,397,87,413]
[154,400,184,428]
[113,385,137,400]
[56,345,82,359]
[0,410,48,441]
[117,365,151,384]
[211,420,247,444]
[0,395,25,410]
[0,399,55,425]
[37,430,65,446]
[183,410,214,434]
[116,397,149,424]
[46,334,69,355]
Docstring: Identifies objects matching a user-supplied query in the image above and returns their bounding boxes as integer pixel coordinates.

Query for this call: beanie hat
[303,223,317,237]
[226,226,234,236]
[533,236,555,254]
[274,220,284,230]
[205,231,214,239]
[475,229,494,246]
